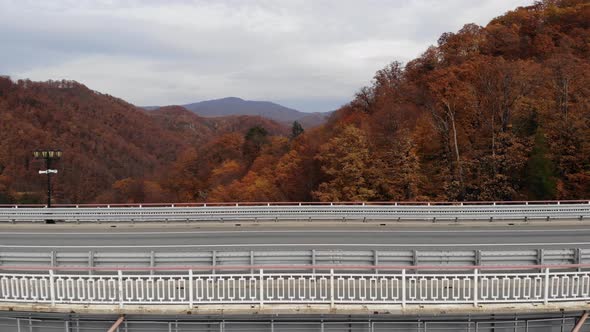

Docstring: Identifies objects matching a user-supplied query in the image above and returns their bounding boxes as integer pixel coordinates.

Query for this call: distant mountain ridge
[146,97,331,128]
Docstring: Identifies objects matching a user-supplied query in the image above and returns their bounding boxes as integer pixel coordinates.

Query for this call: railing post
[259,269,264,309]
[401,269,406,308]
[88,251,94,276]
[473,269,478,307]
[330,269,335,309]
[544,268,550,305]
[118,270,124,308]
[50,250,56,268]
[374,250,379,274]
[150,251,155,276]
[49,269,55,306]
[188,270,194,308]
[312,250,316,274]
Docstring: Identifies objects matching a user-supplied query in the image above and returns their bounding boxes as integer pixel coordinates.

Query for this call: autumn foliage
[307,0,590,202]
[1,0,590,203]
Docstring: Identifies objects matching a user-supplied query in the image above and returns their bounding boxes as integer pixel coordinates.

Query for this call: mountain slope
[0,79,289,203]
[304,0,590,202]
[161,0,590,203]
[148,106,289,146]
[0,78,188,203]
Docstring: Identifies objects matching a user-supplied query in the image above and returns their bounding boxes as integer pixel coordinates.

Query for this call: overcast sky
[0,0,533,112]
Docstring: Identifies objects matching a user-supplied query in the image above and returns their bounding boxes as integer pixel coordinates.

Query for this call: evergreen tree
[526,131,557,200]
[290,121,304,139]
[243,126,269,163]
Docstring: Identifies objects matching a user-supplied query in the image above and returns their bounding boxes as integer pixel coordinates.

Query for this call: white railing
[1,201,589,223]
[1,267,589,308]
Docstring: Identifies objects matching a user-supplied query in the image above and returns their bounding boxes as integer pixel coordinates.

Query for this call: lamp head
[34,149,63,159]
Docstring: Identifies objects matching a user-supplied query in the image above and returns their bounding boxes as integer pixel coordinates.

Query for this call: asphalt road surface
[0,223,589,251]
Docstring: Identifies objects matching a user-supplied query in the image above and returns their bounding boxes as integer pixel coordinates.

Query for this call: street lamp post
[33,149,62,208]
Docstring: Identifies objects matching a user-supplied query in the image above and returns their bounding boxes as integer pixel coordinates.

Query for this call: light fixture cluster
[33,150,63,159]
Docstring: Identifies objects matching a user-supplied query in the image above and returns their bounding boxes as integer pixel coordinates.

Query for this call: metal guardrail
[1,201,590,223]
[0,315,583,332]
[1,266,589,308]
[3,200,590,208]
[1,249,589,271]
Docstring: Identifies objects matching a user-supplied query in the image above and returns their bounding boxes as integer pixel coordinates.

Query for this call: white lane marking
[1,228,590,236]
[1,242,590,248]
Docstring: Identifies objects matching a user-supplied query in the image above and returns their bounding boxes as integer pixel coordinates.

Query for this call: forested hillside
[1,0,589,203]
[0,78,288,203]
[309,0,590,201]
[178,0,590,203]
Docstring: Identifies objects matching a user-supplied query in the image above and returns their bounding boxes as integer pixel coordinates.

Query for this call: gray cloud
[0,0,534,112]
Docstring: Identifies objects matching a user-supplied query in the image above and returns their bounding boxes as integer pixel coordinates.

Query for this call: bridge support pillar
[107,315,125,332]
[571,311,588,332]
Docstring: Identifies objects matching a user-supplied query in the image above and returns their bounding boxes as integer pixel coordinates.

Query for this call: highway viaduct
[0,202,589,331]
